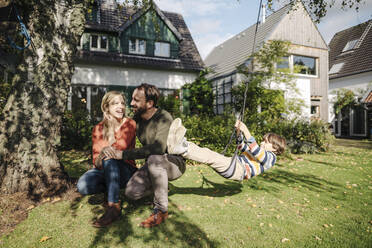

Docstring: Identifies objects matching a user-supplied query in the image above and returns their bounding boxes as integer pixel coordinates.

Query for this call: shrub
[182,115,334,155]
[158,91,181,117]
[60,110,94,151]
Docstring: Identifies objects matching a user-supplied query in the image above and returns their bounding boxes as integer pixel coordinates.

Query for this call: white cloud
[154,0,231,17]
[189,19,222,34]
[195,32,234,59]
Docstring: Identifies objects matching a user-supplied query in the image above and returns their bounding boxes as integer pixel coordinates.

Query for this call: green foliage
[60,110,94,151]
[270,118,335,154]
[333,89,357,114]
[182,113,236,155]
[232,40,302,127]
[182,114,334,155]
[158,90,181,117]
[182,69,214,116]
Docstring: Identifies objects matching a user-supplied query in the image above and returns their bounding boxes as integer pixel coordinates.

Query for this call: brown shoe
[140,209,168,228]
[92,202,121,228]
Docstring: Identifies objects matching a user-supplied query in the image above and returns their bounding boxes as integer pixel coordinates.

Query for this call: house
[204,2,329,121]
[328,19,372,138]
[69,0,204,119]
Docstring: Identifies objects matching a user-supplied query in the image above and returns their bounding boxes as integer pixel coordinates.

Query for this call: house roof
[361,86,372,104]
[79,1,204,72]
[328,19,372,80]
[204,4,292,79]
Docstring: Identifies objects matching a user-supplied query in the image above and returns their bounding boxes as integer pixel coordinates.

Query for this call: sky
[153,0,372,59]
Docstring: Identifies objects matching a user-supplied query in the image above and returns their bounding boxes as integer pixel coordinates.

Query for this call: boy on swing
[167,118,286,181]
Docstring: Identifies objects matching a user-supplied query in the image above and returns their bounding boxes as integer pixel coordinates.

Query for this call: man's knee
[147,155,165,166]
[124,187,142,200]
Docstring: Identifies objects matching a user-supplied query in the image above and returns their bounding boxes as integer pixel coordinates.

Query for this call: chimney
[262,4,266,24]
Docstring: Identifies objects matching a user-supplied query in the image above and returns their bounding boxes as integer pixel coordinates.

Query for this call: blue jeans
[77,159,137,203]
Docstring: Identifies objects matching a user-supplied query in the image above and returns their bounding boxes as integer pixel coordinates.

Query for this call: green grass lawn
[1,139,372,247]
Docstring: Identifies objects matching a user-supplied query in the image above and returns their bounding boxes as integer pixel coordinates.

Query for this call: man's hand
[234,120,251,140]
[101,146,123,160]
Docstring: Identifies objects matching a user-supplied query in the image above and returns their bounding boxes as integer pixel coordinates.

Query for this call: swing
[4,2,32,50]
[219,0,263,179]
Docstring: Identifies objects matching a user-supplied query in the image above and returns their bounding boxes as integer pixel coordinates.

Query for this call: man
[103,83,186,227]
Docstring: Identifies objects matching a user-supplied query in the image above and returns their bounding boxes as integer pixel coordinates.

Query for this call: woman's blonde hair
[100,91,126,144]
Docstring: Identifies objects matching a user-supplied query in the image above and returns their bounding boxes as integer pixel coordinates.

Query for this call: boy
[167,118,286,181]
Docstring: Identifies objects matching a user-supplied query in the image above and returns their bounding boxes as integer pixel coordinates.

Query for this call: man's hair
[136,83,160,106]
[263,133,286,155]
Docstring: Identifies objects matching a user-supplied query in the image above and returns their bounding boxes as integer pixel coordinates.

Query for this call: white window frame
[275,55,318,78]
[154,41,170,57]
[77,35,83,50]
[129,38,146,55]
[342,39,358,52]
[90,34,108,52]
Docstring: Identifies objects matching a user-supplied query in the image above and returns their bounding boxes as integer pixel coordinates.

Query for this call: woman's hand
[234,120,251,140]
[94,152,105,169]
[101,146,123,160]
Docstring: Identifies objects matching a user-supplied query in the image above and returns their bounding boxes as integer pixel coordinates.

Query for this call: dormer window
[155,42,170,57]
[342,39,358,52]
[129,38,146,55]
[329,62,344,74]
[90,34,108,51]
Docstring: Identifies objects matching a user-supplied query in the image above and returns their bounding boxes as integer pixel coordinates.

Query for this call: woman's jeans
[77,159,137,203]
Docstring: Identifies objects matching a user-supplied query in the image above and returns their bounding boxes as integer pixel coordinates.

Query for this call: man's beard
[132,106,147,117]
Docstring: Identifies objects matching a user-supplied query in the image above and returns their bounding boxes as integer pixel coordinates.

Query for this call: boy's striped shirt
[237,136,276,179]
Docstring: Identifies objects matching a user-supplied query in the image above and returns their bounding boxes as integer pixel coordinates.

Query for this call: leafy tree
[232,40,304,134]
[0,0,151,197]
[182,68,214,116]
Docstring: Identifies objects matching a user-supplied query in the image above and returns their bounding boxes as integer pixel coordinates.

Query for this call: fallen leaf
[278,200,284,204]
[247,227,252,231]
[51,197,61,203]
[281,238,290,243]
[40,236,51,242]
[251,204,257,208]
[323,224,329,228]
[315,236,322,241]
[269,223,273,228]
[26,205,35,211]
[324,208,328,211]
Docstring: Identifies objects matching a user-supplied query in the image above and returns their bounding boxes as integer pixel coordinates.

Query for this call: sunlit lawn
[1,139,372,247]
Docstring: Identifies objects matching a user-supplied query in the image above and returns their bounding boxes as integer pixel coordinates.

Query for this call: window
[342,39,358,52]
[90,34,108,51]
[311,105,320,117]
[277,56,289,71]
[293,55,316,75]
[129,38,146,55]
[213,78,233,114]
[329,63,344,74]
[155,42,170,57]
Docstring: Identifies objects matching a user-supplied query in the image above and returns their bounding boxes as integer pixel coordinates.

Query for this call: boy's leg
[185,142,245,181]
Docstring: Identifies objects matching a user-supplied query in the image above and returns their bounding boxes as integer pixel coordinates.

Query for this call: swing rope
[7,3,31,50]
[221,0,263,156]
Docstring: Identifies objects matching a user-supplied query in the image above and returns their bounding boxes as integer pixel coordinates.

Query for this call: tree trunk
[0,0,86,198]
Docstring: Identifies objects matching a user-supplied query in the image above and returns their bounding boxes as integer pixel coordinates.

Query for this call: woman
[77,91,137,228]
